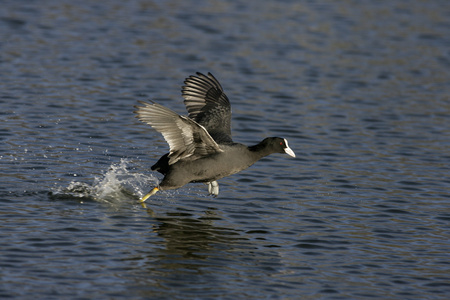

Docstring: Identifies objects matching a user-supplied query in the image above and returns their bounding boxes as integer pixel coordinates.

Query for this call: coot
[134,72,295,202]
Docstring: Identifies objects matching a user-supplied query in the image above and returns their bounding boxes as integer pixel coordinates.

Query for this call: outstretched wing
[182,72,233,143]
[134,100,223,165]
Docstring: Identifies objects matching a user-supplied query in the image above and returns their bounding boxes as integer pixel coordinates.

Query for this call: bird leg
[207,181,219,197]
[140,186,159,202]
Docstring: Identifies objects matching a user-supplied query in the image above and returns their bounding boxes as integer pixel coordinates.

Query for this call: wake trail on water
[51,159,158,203]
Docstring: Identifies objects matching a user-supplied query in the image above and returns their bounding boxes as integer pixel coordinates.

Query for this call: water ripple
[1,0,450,299]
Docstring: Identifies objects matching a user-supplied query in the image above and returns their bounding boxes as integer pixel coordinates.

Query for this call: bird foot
[207,181,219,197]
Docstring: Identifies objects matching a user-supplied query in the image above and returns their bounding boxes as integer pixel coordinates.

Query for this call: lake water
[1,0,449,299]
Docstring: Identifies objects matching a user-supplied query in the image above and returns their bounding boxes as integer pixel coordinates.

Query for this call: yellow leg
[140,187,159,202]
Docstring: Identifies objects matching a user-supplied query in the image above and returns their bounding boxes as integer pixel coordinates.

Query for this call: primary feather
[134,100,223,165]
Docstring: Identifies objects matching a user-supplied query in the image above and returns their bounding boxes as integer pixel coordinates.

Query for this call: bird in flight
[134,72,295,202]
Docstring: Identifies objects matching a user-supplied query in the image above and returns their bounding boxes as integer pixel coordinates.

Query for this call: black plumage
[134,72,295,202]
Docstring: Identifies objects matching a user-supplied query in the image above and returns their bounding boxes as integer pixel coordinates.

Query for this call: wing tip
[133,100,155,115]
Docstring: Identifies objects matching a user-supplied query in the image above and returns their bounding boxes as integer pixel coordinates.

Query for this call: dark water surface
[1,0,450,299]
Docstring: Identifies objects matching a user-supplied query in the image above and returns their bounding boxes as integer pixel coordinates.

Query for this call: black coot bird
[134,72,295,202]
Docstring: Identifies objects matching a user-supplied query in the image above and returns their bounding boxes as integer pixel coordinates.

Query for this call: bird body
[161,143,259,185]
[134,72,295,202]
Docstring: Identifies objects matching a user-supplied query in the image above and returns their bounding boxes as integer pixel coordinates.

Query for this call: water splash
[52,159,157,203]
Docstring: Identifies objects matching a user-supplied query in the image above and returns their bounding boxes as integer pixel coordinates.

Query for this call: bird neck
[248,142,273,160]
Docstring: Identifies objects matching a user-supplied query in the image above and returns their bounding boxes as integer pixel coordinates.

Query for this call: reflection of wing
[134,101,223,165]
[182,72,233,143]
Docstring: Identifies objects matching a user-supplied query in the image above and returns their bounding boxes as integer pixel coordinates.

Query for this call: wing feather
[182,72,233,143]
[134,101,223,165]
